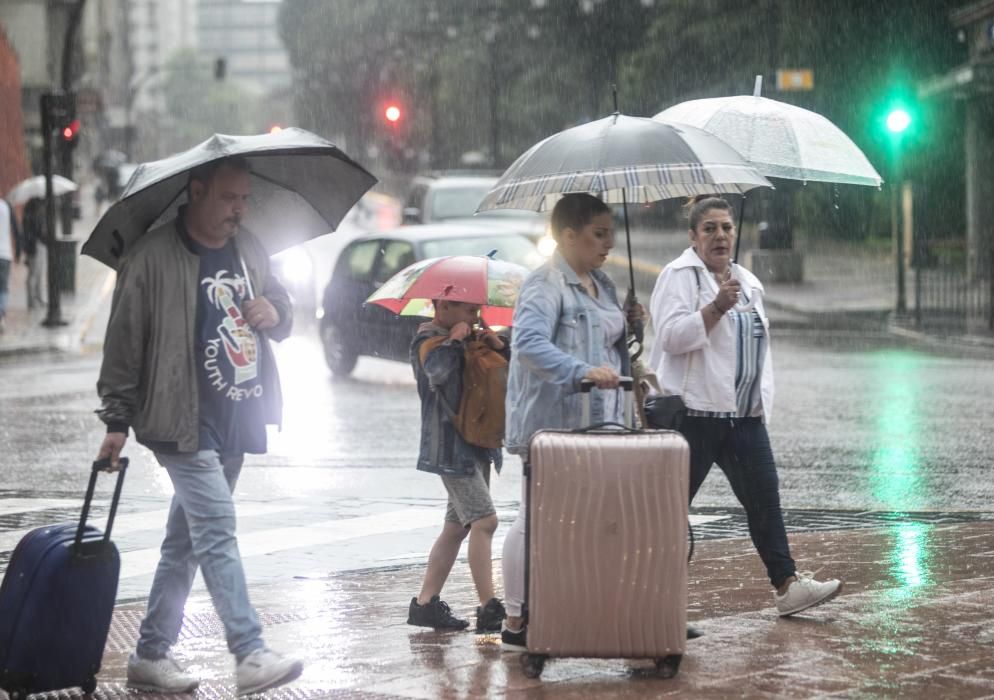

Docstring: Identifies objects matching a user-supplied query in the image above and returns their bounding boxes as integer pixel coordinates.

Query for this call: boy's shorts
[440,462,494,527]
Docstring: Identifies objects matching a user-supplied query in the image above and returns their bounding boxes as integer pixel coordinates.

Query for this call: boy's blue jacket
[411,322,503,476]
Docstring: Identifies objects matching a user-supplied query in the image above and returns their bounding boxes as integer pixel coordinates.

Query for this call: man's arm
[95,257,148,468]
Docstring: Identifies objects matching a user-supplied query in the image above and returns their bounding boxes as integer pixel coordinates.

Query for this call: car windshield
[427,184,494,220]
[421,234,544,270]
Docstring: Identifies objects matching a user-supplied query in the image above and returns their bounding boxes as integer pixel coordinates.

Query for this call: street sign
[776,69,814,91]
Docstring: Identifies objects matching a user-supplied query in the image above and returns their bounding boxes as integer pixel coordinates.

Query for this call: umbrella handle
[238,252,255,300]
[732,286,762,313]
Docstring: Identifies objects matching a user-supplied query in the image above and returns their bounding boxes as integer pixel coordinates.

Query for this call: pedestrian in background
[407,299,508,633]
[500,193,637,651]
[647,195,842,616]
[94,156,303,694]
[0,198,20,334]
[20,198,46,309]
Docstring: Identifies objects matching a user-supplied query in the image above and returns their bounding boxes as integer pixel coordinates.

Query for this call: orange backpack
[419,335,508,449]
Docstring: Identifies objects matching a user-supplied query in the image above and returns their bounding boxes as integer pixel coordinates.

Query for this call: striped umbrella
[477,112,772,339]
[477,113,770,214]
[366,255,529,328]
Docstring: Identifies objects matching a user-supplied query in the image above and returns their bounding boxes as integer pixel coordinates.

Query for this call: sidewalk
[0,191,114,358]
[42,516,994,698]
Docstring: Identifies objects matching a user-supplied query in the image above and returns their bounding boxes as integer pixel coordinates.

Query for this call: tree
[159,49,259,154]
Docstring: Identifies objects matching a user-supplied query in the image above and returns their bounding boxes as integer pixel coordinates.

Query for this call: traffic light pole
[891,151,906,314]
[40,93,67,327]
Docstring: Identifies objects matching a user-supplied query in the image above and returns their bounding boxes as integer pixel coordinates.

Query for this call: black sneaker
[475,598,506,633]
[500,624,527,652]
[407,596,469,630]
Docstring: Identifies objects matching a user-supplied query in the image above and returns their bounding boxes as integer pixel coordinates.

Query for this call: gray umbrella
[82,127,377,269]
[478,113,771,213]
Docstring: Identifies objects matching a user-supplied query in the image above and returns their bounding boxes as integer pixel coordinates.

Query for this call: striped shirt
[687,289,766,419]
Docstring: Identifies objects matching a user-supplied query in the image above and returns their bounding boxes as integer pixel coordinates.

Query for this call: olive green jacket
[96,216,292,453]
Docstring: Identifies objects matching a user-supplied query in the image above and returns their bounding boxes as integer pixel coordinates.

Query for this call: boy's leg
[417,517,468,604]
[467,514,498,604]
[408,496,470,631]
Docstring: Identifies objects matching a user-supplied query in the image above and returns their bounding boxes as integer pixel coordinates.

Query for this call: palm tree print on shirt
[202,270,258,385]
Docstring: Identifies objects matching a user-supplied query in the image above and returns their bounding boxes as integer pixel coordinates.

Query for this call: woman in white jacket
[648,195,842,617]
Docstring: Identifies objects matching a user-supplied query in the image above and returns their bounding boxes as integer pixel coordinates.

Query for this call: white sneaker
[775,571,843,616]
[236,647,304,695]
[126,652,200,693]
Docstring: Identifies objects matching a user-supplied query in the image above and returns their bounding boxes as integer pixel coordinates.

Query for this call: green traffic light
[886,108,912,134]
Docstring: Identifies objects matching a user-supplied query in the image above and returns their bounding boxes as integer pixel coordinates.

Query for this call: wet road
[1,325,993,599]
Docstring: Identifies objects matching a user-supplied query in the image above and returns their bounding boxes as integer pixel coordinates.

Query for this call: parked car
[319,221,549,376]
[402,171,502,224]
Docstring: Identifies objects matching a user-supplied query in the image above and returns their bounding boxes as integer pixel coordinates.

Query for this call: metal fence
[912,240,994,335]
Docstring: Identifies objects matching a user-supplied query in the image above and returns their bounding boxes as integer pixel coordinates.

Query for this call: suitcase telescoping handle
[579,376,635,431]
[74,457,129,550]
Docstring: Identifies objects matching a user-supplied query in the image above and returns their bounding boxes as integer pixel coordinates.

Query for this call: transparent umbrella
[655,76,884,257]
[6,175,77,205]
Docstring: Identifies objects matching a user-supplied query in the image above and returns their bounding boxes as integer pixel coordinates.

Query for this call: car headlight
[537,234,557,257]
[274,247,314,284]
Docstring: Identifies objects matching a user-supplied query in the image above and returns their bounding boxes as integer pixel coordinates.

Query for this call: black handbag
[644,394,687,430]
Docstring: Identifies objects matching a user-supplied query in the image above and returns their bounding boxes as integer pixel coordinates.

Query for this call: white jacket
[648,247,774,422]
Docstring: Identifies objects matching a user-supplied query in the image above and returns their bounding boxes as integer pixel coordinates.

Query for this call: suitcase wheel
[655,654,682,679]
[520,653,546,679]
[82,677,98,694]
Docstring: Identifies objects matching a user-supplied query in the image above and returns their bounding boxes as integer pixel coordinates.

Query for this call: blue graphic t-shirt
[193,240,268,455]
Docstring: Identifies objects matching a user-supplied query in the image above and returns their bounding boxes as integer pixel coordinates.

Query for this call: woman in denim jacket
[500,193,635,651]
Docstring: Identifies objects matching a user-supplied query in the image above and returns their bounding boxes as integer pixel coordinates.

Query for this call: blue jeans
[136,450,263,661]
[680,416,796,588]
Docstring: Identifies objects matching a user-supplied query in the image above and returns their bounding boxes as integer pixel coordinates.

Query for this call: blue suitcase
[0,458,128,699]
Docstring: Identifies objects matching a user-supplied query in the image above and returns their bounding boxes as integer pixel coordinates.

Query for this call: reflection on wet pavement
[27,520,992,699]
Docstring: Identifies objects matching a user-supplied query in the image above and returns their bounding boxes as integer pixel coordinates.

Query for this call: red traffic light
[384,105,401,123]
[62,118,81,141]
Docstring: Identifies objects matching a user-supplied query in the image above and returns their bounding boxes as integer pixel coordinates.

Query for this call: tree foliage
[278,0,967,237]
[159,48,259,154]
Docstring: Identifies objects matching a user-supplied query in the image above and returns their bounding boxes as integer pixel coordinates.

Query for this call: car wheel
[320,320,358,376]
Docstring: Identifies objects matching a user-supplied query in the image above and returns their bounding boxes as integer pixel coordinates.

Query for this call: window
[343,240,380,281]
[375,240,416,283]
[421,234,543,270]
[426,183,496,221]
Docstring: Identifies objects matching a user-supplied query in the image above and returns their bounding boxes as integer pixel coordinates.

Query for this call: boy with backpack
[408,298,508,633]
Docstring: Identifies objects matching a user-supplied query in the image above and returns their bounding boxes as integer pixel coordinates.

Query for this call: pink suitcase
[521,380,690,679]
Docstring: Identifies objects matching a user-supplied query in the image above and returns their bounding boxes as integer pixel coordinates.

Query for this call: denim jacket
[411,322,503,476]
[504,252,631,455]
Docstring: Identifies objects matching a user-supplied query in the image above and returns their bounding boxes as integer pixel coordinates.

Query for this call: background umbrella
[655,75,883,258]
[6,175,77,206]
[367,254,529,328]
[82,127,377,269]
[477,107,772,345]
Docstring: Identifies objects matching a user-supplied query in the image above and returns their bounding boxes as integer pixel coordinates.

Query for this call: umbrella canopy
[655,95,883,187]
[6,175,77,205]
[82,127,377,269]
[477,113,772,213]
[367,255,529,327]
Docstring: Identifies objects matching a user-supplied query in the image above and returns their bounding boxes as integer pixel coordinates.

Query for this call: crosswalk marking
[120,508,441,579]
[0,498,79,516]
[1,496,732,583]
[0,501,303,553]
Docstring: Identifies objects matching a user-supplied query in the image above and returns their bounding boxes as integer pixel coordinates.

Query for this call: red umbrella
[366,255,529,327]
